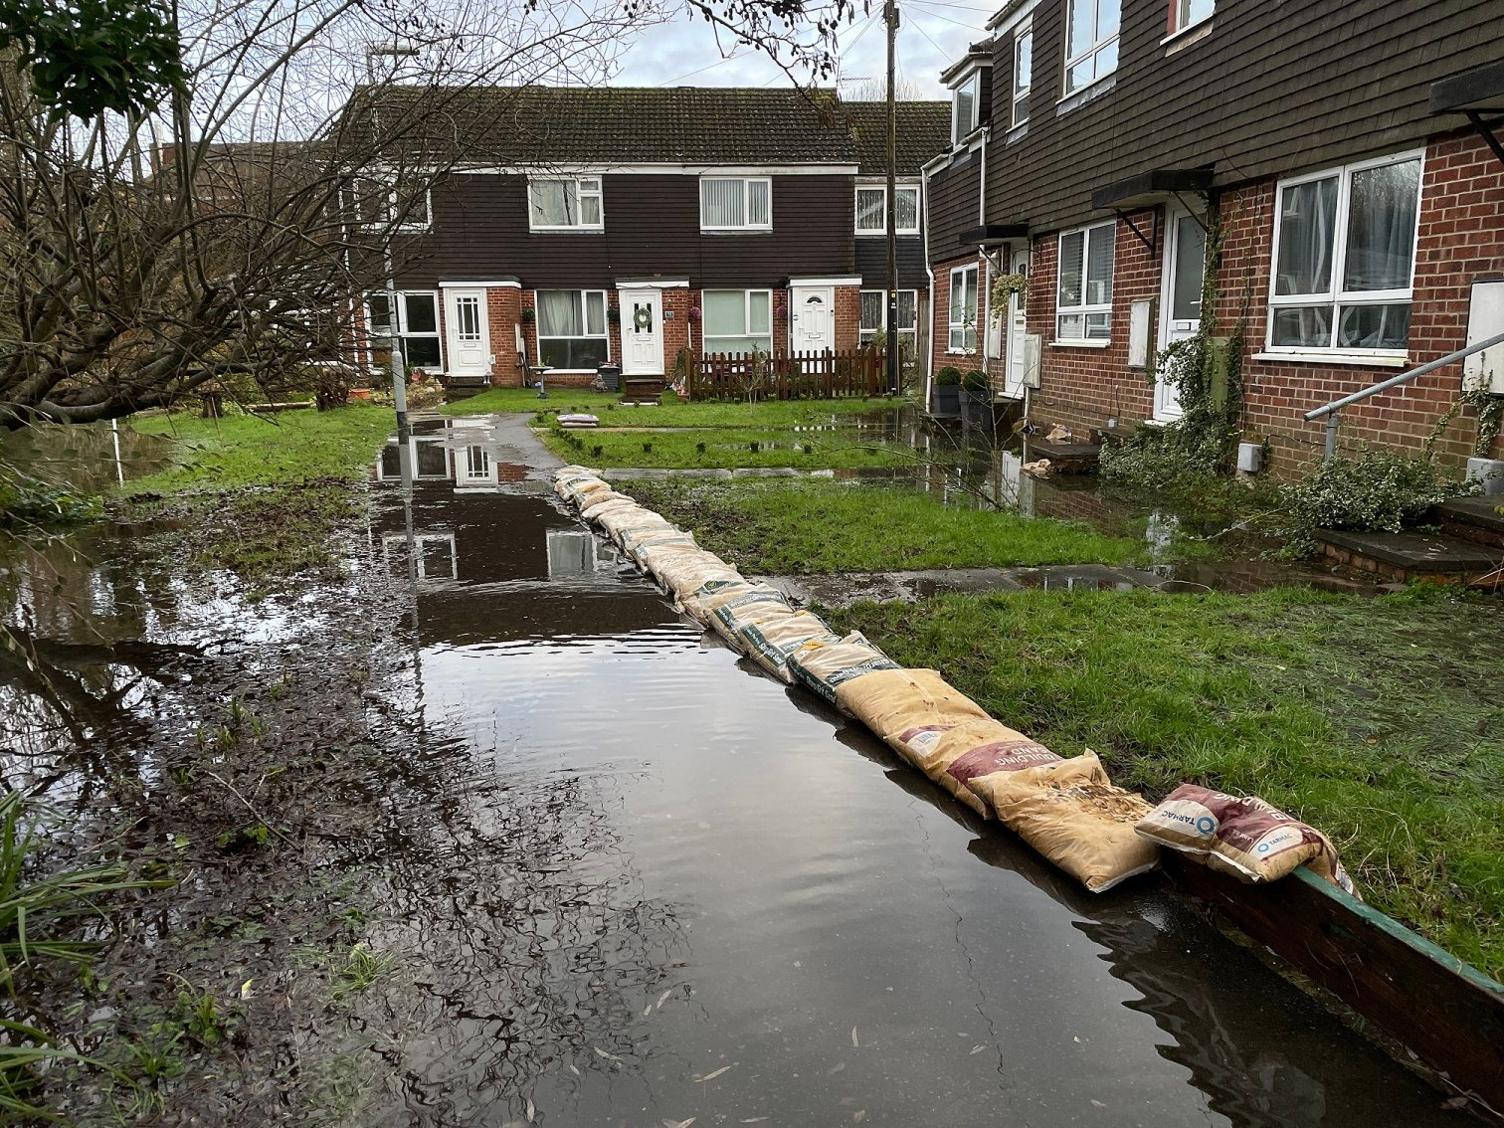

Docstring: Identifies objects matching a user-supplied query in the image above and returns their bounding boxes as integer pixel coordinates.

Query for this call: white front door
[620,288,664,376]
[790,286,835,352]
[1003,247,1029,398]
[443,288,491,379]
[1156,205,1206,420]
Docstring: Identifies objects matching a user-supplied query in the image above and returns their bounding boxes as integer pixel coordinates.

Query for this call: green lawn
[542,426,914,471]
[127,405,392,494]
[448,387,903,428]
[625,479,1144,572]
[834,587,1504,979]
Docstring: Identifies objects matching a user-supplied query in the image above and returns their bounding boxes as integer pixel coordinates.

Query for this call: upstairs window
[1056,222,1115,340]
[529,176,603,230]
[948,265,978,352]
[1064,0,1120,94]
[1168,0,1213,35]
[1267,152,1422,354]
[701,177,772,231]
[366,291,441,369]
[1012,22,1033,128]
[855,185,920,234]
[349,177,430,230]
[951,72,980,144]
[702,290,773,354]
[536,290,609,370]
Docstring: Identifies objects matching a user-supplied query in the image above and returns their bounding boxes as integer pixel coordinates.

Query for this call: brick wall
[485,286,524,386]
[929,251,988,393]
[834,285,861,352]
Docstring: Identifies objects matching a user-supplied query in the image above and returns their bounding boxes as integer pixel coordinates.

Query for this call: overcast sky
[607,1,994,99]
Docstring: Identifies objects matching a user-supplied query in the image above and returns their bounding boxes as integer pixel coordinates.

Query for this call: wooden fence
[684,348,890,401]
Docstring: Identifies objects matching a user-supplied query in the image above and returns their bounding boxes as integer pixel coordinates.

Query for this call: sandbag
[679,578,754,625]
[580,493,638,521]
[696,584,793,643]
[626,530,697,568]
[900,716,1061,816]
[614,516,681,552]
[785,631,899,712]
[595,504,657,539]
[1135,785,1356,894]
[637,542,715,586]
[968,751,1160,892]
[571,478,616,507]
[733,610,841,683]
[659,553,743,601]
[834,669,991,769]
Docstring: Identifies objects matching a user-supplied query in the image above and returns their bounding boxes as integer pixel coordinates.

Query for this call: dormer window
[951,72,980,145]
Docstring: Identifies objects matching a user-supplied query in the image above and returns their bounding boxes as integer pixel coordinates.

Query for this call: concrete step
[1435,496,1504,550]
[1025,438,1101,474]
[1316,527,1503,586]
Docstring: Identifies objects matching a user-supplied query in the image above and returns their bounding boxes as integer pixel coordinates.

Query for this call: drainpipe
[922,160,936,412]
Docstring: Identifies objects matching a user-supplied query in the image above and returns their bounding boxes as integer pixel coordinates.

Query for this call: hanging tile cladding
[985,0,1501,233]
[393,173,856,290]
[855,238,929,291]
[927,152,982,260]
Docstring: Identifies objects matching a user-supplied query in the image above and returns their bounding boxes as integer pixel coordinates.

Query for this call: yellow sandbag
[785,631,899,712]
[971,752,1160,893]
[627,530,697,568]
[692,583,792,642]
[657,553,742,599]
[595,504,657,539]
[552,466,599,499]
[733,610,840,683]
[570,478,617,507]
[834,669,991,768]
[581,495,640,522]
[1134,785,1356,895]
[680,578,755,624]
[903,717,1060,817]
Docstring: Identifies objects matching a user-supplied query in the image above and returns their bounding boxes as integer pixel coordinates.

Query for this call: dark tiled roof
[842,101,951,175]
[343,85,950,170]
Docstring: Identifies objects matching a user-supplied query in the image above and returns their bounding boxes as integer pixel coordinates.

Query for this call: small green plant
[935,366,961,386]
[961,369,989,394]
[333,942,394,999]
[171,979,226,1047]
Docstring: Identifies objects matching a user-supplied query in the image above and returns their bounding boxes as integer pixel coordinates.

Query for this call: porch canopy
[1430,59,1504,169]
[960,222,1028,247]
[1090,167,1214,211]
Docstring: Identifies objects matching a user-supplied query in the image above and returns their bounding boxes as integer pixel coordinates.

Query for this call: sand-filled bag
[695,584,793,645]
[657,553,742,600]
[785,631,900,712]
[968,751,1160,892]
[834,669,992,769]
[1135,786,1355,894]
[625,530,697,568]
[570,478,617,507]
[553,466,598,495]
[733,610,841,683]
[595,504,658,540]
[900,717,1061,816]
[580,496,639,525]
[680,578,754,624]
[613,516,681,552]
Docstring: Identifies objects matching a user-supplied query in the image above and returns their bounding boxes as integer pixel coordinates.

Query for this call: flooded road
[357,416,1463,1125]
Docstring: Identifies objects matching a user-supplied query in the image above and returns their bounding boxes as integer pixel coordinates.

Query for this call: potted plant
[933,366,962,417]
[961,369,991,426]
[520,306,536,325]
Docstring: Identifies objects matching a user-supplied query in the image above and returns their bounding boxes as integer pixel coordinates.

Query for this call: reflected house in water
[374,418,529,492]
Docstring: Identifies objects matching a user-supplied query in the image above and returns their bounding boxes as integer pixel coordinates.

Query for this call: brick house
[344,88,948,389]
[925,0,1504,473]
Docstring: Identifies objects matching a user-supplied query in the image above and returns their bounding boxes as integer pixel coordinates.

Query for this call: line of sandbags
[553,468,1355,898]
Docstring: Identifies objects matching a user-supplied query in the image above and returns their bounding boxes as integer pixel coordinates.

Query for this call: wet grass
[447,387,901,427]
[127,405,392,494]
[543,425,913,470]
[626,479,1145,573]
[833,586,1504,979]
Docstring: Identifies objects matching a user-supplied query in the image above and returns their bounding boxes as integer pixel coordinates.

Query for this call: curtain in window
[1275,177,1338,295]
[860,291,883,334]
[857,189,885,231]
[1058,232,1084,307]
[1344,159,1420,293]
[531,181,574,226]
[953,80,975,141]
[537,291,582,336]
[895,189,918,230]
[1085,229,1114,305]
[748,180,770,226]
[703,180,744,227]
[896,291,916,329]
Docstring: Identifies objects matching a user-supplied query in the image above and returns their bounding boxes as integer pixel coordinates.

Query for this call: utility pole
[884,0,901,396]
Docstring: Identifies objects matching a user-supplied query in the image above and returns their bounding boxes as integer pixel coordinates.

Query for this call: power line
[654,52,749,87]
[905,1,989,32]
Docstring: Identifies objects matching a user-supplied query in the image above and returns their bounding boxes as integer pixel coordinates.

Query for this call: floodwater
[355,415,1461,1125]
[0,413,1464,1122]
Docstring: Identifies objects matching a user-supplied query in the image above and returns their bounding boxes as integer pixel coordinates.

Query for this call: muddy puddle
[347,419,1463,1125]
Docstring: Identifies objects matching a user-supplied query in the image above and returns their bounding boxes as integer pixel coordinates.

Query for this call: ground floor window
[860,289,918,354]
[948,266,978,351]
[703,289,773,354]
[366,290,442,370]
[1267,151,1422,354]
[537,289,609,370]
[1056,222,1114,341]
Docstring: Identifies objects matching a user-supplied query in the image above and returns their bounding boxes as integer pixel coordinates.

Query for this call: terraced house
[926,0,1504,472]
[347,87,949,390]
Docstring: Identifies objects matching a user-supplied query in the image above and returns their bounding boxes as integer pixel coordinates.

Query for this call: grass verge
[832,586,1504,979]
[626,479,1144,572]
[542,425,912,470]
[127,405,392,494]
[447,387,902,427]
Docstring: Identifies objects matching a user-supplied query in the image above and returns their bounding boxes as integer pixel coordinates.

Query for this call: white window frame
[699,177,773,232]
[1055,222,1115,343]
[701,289,774,354]
[860,289,919,350]
[951,71,981,145]
[365,290,443,372]
[350,178,431,232]
[854,184,920,236]
[947,265,979,353]
[1264,150,1425,359]
[1012,21,1033,128]
[1063,0,1120,95]
[1167,0,1213,37]
[534,289,610,371]
[527,175,604,232]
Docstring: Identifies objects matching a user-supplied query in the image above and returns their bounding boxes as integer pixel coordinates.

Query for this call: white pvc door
[443,288,491,379]
[1003,247,1029,398]
[790,287,835,352]
[1156,206,1206,420]
[620,288,664,376]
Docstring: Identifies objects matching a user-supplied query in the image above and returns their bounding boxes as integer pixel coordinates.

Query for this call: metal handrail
[1303,328,1504,460]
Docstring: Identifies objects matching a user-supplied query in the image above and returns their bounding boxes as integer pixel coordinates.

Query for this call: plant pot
[933,384,961,417]
[597,363,621,392]
[961,389,993,427]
